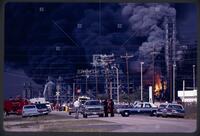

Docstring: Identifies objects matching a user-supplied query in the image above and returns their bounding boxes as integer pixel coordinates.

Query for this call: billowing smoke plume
[122,3,176,64]
[121,3,178,81]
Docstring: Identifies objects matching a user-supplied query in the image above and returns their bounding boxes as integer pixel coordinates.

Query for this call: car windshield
[85,101,101,105]
[36,104,47,109]
[80,99,87,104]
[159,104,167,108]
[24,105,36,109]
[168,105,183,110]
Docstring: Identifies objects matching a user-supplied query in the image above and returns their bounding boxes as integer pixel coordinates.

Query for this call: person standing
[110,99,114,117]
[103,99,108,117]
[73,99,80,119]
[108,99,115,117]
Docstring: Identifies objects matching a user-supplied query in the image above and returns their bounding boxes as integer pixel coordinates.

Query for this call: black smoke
[5,3,197,89]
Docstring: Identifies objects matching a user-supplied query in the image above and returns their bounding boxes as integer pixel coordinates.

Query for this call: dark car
[157,103,185,118]
[156,103,168,117]
[36,104,49,115]
[82,100,104,118]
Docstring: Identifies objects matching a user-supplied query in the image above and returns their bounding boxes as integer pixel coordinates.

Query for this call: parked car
[156,103,185,118]
[36,103,49,115]
[115,104,134,114]
[82,100,104,118]
[68,102,83,115]
[22,105,39,117]
[156,103,168,117]
[117,102,158,117]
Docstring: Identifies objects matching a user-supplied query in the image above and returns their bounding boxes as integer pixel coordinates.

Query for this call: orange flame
[154,74,162,96]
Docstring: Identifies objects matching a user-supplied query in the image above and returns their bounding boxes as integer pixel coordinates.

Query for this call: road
[3,111,196,132]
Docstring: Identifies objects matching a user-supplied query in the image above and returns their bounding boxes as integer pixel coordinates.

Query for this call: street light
[173,64,176,103]
[193,65,196,90]
[140,62,144,101]
[112,65,119,104]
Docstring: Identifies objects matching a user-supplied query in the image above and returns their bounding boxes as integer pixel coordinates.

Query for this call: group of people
[103,99,115,117]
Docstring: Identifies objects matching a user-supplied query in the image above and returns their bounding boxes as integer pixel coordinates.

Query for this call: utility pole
[173,64,176,103]
[84,69,90,93]
[172,18,176,103]
[73,83,75,102]
[193,65,196,90]
[183,80,185,103]
[78,69,93,95]
[100,54,115,98]
[112,65,119,103]
[95,66,98,97]
[151,44,159,102]
[121,52,133,99]
[140,62,144,101]
[110,82,113,99]
[91,61,99,98]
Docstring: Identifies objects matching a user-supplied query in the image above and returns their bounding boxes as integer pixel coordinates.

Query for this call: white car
[22,105,40,117]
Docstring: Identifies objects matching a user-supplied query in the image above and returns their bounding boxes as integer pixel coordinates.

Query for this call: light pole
[86,74,89,93]
[140,62,144,101]
[73,83,75,102]
[173,64,176,103]
[193,65,196,90]
[183,80,185,103]
[112,65,119,104]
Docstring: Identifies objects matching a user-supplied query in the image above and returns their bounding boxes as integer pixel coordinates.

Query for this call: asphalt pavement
[3,111,197,132]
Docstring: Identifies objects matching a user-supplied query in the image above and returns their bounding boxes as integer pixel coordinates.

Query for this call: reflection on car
[22,105,39,117]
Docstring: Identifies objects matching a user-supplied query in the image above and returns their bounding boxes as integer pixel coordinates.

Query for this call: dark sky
[4,3,197,98]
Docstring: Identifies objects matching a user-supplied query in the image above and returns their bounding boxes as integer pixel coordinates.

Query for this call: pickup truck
[82,100,104,118]
[116,102,158,117]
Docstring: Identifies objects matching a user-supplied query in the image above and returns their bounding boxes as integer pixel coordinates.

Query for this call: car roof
[86,100,100,102]
[36,103,46,105]
[24,105,36,107]
[159,103,168,105]
[168,103,183,106]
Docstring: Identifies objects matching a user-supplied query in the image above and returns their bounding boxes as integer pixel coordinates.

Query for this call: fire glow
[154,74,162,96]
